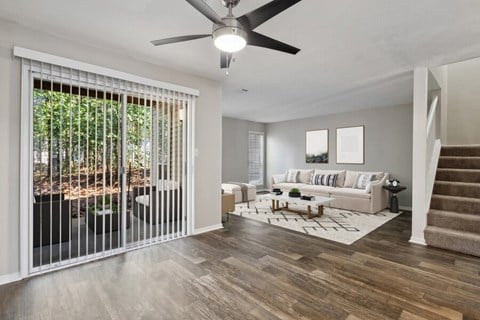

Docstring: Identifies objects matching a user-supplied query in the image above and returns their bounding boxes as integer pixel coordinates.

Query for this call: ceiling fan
[151,0,302,70]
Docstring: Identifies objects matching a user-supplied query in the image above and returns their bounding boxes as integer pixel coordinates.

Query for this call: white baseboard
[194,223,223,235]
[0,272,21,286]
[409,236,427,246]
[399,206,412,211]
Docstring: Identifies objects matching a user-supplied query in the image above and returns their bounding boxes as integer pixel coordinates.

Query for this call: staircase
[425,145,480,257]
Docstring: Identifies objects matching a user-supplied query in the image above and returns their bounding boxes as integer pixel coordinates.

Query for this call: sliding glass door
[23,59,194,274]
[124,88,187,247]
[32,77,125,268]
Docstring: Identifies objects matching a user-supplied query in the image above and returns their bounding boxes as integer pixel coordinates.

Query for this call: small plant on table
[289,188,301,198]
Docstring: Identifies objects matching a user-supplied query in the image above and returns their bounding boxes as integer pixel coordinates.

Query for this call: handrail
[425,94,440,210]
[426,95,439,135]
[425,139,441,209]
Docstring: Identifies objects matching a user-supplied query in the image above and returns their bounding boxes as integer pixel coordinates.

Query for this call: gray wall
[0,19,222,278]
[447,58,480,145]
[266,104,413,207]
[222,117,265,184]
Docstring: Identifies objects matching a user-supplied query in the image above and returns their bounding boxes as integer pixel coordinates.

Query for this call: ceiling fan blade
[237,0,302,30]
[247,31,300,55]
[185,0,224,25]
[151,34,211,46]
[220,52,233,69]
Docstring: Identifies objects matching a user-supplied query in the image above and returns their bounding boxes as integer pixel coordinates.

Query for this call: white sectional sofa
[271,169,389,214]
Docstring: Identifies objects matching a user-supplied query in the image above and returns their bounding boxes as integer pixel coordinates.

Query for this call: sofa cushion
[299,184,335,195]
[314,169,346,187]
[330,188,371,199]
[272,183,305,191]
[344,171,385,188]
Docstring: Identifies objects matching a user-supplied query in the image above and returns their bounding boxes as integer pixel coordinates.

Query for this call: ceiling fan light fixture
[214,34,246,52]
[213,26,246,53]
[150,0,302,69]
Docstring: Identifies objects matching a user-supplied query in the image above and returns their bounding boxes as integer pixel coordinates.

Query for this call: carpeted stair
[425,145,480,257]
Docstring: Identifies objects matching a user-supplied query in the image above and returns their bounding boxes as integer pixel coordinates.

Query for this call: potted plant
[289,187,301,198]
[87,195,122,234]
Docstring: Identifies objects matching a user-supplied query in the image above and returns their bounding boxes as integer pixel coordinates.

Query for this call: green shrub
[290,188,300,193]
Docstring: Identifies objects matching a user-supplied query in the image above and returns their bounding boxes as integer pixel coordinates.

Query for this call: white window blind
[248,131,264,186]
[16,47,197,276]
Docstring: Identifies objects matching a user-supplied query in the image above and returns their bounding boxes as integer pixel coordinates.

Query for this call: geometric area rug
[231,195,401,245]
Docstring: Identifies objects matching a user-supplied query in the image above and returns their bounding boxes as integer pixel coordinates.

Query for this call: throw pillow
[314,170,346,187]
[354,174,374,189]
[343,171,358,188]
[286,170,299,183]
[297,169,314,184]
[272,173,286,184]
[311,174,338,187]
[345,171,384,188]
[335,171,347,188]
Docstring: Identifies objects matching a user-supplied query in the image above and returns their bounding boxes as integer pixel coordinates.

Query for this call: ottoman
[221,182,256,207]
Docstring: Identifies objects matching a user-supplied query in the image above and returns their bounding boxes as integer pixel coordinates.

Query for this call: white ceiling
[1,0,480,122]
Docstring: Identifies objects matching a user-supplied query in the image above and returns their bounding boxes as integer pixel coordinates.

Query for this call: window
[248,131,265,186]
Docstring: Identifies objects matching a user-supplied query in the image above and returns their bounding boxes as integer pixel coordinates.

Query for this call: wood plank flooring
[1,212,480,319]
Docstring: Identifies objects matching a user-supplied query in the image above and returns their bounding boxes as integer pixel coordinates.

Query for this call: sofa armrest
[369,174,389,213]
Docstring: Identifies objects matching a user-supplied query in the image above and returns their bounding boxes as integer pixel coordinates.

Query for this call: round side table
[382,185,407,213]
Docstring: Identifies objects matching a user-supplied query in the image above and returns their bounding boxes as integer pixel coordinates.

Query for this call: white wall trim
[19,62,31,279]
[409,237,427,246]
[194,224,223,235]
[0,272,21,286]
[190,98,197,236]
[13,46,200,96]
[399,206,412,211]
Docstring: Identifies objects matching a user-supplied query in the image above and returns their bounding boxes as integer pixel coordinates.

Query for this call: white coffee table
[265,193,333,219]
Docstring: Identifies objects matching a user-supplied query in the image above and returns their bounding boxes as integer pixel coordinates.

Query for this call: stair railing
[426,96,438,135]
[425,95,441,209]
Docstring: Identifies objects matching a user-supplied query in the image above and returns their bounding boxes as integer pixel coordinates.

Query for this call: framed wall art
[305,129,329,163]
[336,126,364,164]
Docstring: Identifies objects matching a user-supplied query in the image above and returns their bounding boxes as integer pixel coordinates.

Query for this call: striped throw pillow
[310,174,338,187]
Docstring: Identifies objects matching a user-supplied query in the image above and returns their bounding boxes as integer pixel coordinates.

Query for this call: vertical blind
[248,131,264,186]
[17,49,197,275]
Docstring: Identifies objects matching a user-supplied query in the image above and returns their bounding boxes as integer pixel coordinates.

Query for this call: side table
[382,185,407,213]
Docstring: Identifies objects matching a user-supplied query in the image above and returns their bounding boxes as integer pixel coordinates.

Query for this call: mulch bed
[34,169,152,217]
